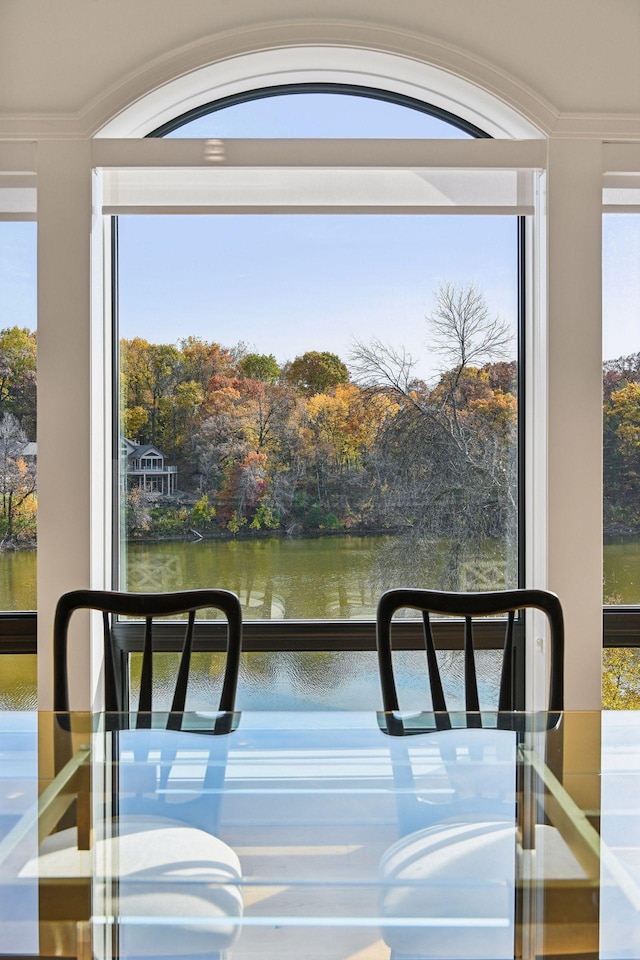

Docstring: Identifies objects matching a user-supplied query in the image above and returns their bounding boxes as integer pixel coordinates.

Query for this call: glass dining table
[0,708,638,960]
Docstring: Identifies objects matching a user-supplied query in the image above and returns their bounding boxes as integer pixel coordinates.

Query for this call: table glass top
[0,710,638,959]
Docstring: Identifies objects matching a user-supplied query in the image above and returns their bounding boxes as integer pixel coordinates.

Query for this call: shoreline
[4,526,640,552]
[127,525,404,545]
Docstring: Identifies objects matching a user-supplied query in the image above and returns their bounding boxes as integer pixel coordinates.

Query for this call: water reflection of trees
[126,531,513,624]
[370,530,513,600]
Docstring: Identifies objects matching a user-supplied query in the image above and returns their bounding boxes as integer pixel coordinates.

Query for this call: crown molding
[550,114,640,141]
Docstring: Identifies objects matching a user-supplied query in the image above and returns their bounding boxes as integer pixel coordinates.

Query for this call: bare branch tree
[350,338,417,394]
[346,283,518,577]
[428,281,512,373]
[349,338,431,421]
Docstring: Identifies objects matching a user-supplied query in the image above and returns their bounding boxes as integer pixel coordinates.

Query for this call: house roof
[18,441,37,458]
[128,444,164,458]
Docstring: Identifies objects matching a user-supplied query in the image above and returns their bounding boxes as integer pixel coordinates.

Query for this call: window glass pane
[0,653,37,709]
[117,213,518,618]
[603,214,640,605]
[0,222,37,612]
[164,91,474,139]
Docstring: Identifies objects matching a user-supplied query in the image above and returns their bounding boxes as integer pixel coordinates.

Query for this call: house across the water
[123,439,177,495]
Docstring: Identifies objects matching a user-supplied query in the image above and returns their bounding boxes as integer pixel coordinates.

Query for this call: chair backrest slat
[171,610,196,716]
[422,612,447,713]
[464,616,480,713]
[53,589,243,723]
[498,610,516,711]
[376,588,564,716]
[102,611,120,714]
[138,616,154,715]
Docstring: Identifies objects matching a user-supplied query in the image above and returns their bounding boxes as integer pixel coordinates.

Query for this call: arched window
[106,83,533,709]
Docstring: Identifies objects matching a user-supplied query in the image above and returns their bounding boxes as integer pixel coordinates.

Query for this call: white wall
[1,0,637,708]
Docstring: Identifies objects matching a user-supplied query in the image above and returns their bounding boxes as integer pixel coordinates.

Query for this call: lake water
[603,535,640,604]
[2,532,639,614]
[121,534,515,620]
[0,549,37,613]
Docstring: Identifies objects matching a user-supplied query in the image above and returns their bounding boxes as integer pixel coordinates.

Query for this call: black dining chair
[43,588,245,959]
[375,588,568,960]
[53,588,243,721]
[376,587,564,719]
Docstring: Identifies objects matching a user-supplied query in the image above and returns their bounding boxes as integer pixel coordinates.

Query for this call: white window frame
[96,133,544,700]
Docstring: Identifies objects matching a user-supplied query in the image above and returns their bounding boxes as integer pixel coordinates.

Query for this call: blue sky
[0,222,37,329]
[118,213,518,382]
[603,214,640,363]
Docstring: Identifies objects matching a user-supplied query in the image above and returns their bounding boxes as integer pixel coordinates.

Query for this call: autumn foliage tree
[284,351,349,396]
[0,330,37,547]
[121,338,182,446]
[603,648,640,709]
[0,413,36,544]
[603,354,640,531]
[0,327,37,437]
[238,353,280,384]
